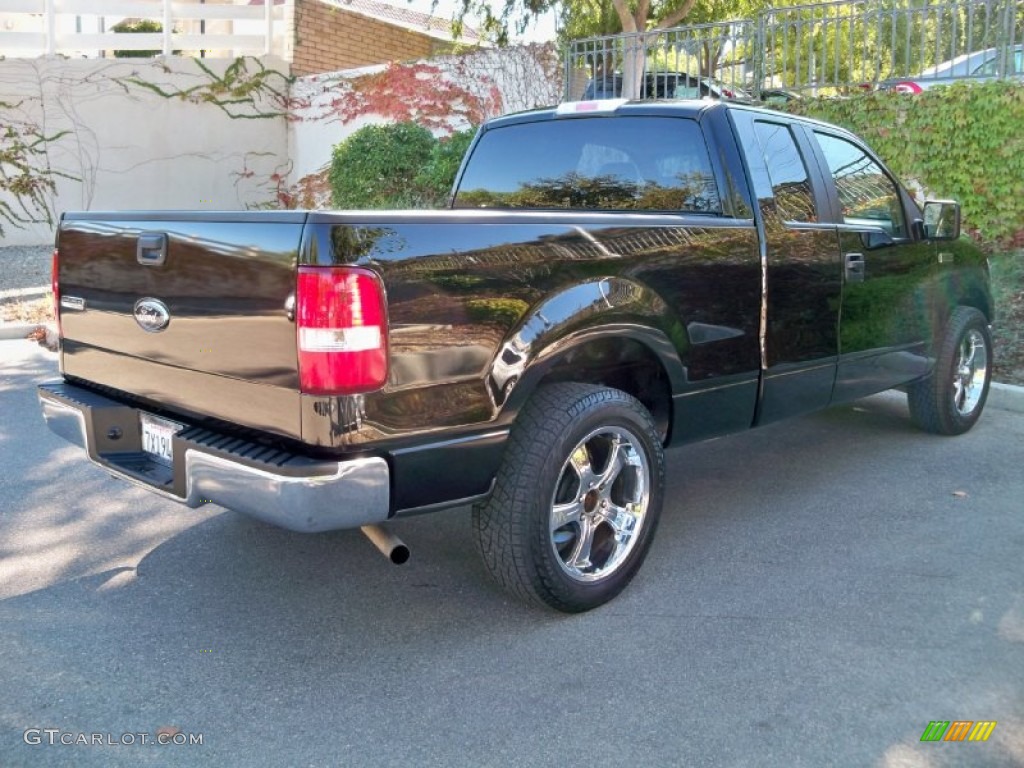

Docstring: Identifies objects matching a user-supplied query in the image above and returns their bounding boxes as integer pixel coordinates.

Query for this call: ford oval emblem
[133,298,171,333]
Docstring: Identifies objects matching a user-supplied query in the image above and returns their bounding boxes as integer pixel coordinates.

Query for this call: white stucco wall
[286,45,561,197]
[0,55,290,247]
[0,45,559,247]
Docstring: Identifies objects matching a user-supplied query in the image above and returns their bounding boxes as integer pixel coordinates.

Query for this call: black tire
[472,383,665,613]
[907,306,992,436]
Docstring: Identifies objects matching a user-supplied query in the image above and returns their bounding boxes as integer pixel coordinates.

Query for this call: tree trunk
[622,32,646,98]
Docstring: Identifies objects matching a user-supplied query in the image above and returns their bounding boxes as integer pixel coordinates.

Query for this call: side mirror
[922,200,961,240]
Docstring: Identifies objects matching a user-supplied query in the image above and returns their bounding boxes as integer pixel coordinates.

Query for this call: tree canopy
[455,0,768,45]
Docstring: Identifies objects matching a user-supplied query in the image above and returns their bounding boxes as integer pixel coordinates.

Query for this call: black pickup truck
[38,99,993,612]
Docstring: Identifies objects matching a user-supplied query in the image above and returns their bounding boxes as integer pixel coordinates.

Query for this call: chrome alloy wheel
[953,329,988,416]
[549,426,651,583]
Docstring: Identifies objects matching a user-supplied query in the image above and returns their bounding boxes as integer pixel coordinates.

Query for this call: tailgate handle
[137,232,167,266]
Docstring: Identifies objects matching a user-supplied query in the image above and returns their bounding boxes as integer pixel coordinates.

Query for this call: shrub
[415,127,478,206]
[329,122,477,209]
[329,122,436,209]
[465,298,530,325]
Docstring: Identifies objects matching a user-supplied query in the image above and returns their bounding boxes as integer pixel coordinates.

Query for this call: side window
[973,55,998,76]
[814,132,907,238]
[753,121,816,223]
[971,50,1022,76]
[1000,49,1024,75]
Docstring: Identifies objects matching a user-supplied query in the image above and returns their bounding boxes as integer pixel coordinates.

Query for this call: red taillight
[296,266,388,395]
[893,81,922,95]
[51,247,61,337]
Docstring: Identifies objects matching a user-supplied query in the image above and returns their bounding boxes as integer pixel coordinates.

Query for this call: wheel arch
[937,259,994,326]
[499,325,685,445]
[486,277,691,444]
[958,280,994,324]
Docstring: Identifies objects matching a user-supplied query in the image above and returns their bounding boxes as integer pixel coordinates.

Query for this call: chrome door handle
[844,252,864,283]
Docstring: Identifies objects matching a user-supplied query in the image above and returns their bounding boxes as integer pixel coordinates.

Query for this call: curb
[0,285,48,303]
[988,382,1024,414]
[0,323,40,341]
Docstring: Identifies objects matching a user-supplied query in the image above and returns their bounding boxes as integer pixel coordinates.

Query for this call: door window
[753,121,816,223]
[815,132,907,237]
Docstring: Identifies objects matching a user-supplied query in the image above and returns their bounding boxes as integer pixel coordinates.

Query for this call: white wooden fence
[0,0,290,58]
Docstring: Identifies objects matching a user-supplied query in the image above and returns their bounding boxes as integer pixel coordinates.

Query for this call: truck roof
[484,98,719,130]
[482,98,857,142]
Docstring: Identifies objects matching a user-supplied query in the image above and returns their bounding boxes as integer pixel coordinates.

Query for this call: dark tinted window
[753,121,816,222]
[815,132,906,237]
[454,117,720,213]
[583,75,622,99]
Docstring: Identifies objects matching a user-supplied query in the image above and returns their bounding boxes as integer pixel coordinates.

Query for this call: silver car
[883,44,1023,93]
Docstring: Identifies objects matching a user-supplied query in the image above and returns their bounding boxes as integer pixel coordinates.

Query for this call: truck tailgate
[57,212,307,440]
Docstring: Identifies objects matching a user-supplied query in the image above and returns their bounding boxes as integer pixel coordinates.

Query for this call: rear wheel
[472,383,665,613]
[907,306,992,435]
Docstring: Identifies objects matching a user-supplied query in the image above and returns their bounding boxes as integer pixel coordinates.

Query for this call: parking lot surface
[1,338,1022,767]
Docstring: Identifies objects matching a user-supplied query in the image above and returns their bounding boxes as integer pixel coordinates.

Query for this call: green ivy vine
[782,81,1024,249]
[0,113,75,236]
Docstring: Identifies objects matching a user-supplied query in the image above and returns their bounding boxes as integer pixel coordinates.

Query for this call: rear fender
[490,278,688,417]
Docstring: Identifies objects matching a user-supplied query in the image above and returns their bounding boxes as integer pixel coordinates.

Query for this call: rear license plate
[140,413,182,467]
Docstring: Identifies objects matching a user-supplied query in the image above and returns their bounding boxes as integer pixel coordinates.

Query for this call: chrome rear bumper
[38,381,390,533]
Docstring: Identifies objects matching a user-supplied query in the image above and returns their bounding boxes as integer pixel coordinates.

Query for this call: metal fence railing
[564,0,1024,99]
[565,20,756,100]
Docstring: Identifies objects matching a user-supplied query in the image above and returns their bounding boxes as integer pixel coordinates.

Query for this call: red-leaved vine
[320,61,503,135]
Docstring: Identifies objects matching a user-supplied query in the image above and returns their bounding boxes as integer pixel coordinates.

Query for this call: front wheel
[472,383,665,613]
[907,306,992,436]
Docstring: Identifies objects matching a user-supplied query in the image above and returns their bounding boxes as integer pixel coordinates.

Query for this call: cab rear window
[453,116,720,214]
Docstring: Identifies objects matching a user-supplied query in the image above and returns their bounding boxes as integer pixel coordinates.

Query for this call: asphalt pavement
[1,338,1022,767]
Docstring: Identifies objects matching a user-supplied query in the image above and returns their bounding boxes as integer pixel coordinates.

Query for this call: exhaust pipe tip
[360,524,410,565]
[389,543,411,565]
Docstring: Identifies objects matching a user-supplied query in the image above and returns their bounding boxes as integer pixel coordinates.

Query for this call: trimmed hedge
[781,81,1024,248]
[465,298,530,325]
[329,122,436,209]
[413,128,477,205]
[329,123,477,210]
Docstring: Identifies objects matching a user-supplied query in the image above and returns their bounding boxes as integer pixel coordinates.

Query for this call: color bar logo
[920,721,997,742]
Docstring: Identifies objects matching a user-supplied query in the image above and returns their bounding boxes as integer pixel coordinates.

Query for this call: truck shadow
[4,389,985,639]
